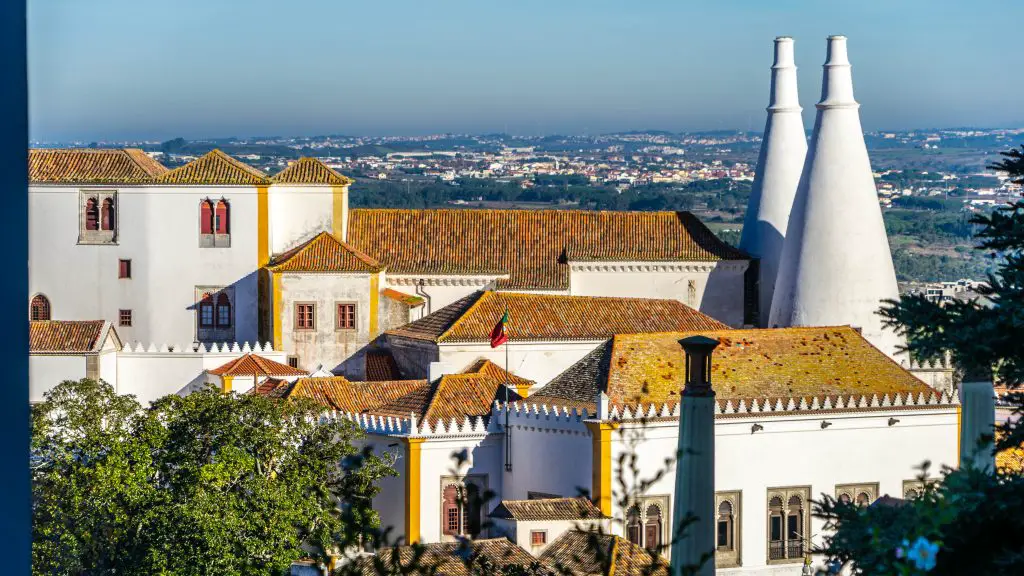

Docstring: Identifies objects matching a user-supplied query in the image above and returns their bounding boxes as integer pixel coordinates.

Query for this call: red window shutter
[200,201,213,234]
[215,200,229,234]
[101,198,115,231]
[85,198,99,231]
[442,485,460,536]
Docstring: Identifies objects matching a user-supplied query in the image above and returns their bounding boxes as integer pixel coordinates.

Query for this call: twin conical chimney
[768,36,906,362]
[739,37,807,326]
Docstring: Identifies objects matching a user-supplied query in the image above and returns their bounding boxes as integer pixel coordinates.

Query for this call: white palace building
[29,36,974,575]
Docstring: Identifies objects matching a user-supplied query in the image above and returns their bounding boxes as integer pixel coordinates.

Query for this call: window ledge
[199,234,232,248]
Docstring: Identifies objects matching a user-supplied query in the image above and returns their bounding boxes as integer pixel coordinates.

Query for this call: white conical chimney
[768,36,906,361]
[739,36,807,326]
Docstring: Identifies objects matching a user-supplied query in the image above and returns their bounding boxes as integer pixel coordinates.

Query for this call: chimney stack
[768,36,907,362]
[671,336,720,576]
[739,37,807,326]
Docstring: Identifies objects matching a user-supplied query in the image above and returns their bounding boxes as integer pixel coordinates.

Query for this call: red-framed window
[336,303,356,330]
[216,293,232,328]
[295,303,315,330]
[119,259,131,279]
[101,198,115,231]
[531,531,547,546]
[200,200,213,234]
[30,294,51,321]
[119,309,132,327]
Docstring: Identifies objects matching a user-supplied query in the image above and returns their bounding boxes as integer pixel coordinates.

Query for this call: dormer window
[199,198,231,247]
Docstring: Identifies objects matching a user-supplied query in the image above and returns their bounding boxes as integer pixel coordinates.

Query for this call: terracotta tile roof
[29,148,168,184]
[155,149,271,185]
[365,349,403,381]
[463,358,535,391]
[356,538,543,576]
[30,320,114,353]
[347,209,748,290]
[207,353,307,377]
[539,530,669,576]
[490,497,606,521]
[271,157,353,185]
[381,288,425,307]
[386,291,730,344]
[996,430,1023,474]
[251,377,290,397]
[277,376,429,413]
[268,231,382,273]
[532,326,937,410]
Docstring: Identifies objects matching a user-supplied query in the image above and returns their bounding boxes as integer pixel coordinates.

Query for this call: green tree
[813,145,1024,574]
[31,379,395,576]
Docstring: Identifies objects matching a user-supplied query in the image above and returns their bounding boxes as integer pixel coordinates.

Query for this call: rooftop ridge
[271,157,354,186]
[156,149,271,185]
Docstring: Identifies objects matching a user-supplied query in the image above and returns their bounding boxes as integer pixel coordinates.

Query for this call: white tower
[739,36,807,327]
[768,36,906,361]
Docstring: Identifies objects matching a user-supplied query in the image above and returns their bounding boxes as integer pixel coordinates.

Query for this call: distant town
[33,126,1024,291]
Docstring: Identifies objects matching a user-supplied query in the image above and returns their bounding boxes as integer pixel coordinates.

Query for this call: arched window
[85,198,99,231]
[216,293,232,328]
[905,488,920,500]
[626,506,642,546]
[786,495,804,558]
[717,500,734,551]
[215,200,230,234]
[30,294,51,321]
[463,483,481,537]
[768,496,784,560]
[200,200,213,234]
[101,198,115,231]
[838,492,852,505]
[199,293,215,328]
[644,504,662,551]
[442,485,460,536]
[856,492,871,506]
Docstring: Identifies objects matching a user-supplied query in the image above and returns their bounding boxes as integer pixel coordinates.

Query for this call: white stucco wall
[568,261,749,327]
[438,341,604,390]
[491,518,605,556]
[500,408,594,502]
[417,435,504,543]
[29,184,261,346]
[277,272,374,372]
[29,355,86,403]
[99,348,119,390]
[269,184,337,255]
[610,408,958,574]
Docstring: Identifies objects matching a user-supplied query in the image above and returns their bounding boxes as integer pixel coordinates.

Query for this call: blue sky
[28,0,1024,141]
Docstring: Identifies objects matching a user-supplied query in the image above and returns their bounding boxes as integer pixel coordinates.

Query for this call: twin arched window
[31,294,51,321]
[84,197,115,231]
[200,199,230,235]
[199,292,232,329]
[625,504,663,551]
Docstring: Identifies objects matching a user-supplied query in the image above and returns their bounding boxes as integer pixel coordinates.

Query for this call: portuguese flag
[490,308,510,348]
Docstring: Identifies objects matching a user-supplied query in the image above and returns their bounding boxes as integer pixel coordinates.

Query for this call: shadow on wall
[700,264,748,328]
[185,270,259,346]
[745,221,785,326]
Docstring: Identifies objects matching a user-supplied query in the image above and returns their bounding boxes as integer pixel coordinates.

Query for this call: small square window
[119,259,131,279]
[336,303,357,330]
[119,309,132,327]
[530,531,547,546]
[296,303,315,330]
[287,356,299,369]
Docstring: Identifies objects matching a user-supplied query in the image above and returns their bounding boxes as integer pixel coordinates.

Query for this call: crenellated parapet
[327,410,491,438]
[120,341,276,354]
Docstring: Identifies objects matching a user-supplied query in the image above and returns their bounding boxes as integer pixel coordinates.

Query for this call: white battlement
[327,410,491,438]
[120,341,276,355]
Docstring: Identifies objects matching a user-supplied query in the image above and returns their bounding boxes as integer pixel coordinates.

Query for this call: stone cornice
[567,260,748,274]
[388,274,507,287]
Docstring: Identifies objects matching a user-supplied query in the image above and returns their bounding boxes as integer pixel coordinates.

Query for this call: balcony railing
[769,539,803,560]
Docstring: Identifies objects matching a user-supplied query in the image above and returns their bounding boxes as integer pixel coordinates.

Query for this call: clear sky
[28,0,1024,142]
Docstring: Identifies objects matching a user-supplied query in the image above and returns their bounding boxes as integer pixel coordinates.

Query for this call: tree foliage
[31,379,395,576]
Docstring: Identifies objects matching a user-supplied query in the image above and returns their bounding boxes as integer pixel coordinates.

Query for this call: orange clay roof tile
[30,148,168,184]
[207,353,307,377]
[346,209,747,290]
[29,320,112,353]
[271,157,353,185]
[156,149,271,185]
[268,231,382,273]
[386,291,730,343]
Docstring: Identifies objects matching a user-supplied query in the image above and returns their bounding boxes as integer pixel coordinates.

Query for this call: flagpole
[504,303,512,472]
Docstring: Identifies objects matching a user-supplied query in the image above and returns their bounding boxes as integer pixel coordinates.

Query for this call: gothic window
[836,483,878,507]
[856,492,870,505]
[200,200,213,234]
[85,198,99,231]
[626,506,642,546]
[903,479,928,500]
[216,293,232,328]
[767,487,811,563]
[644,505,662,551]
[215,200,230,234]
[715,490,741,568]
[768,497,784,560]
[786,495,803,559]
[442,484,460,536]
[717,501,734,551]
[464,483,482,537]
[199,293,215,328]
[101,198,115,231]
[30,294,51,321]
